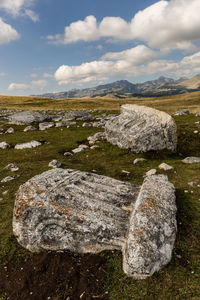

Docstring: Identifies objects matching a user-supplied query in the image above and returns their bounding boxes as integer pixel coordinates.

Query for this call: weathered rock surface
[182,157,200,163]
[8,111,49,125]
[105,105,177,153]
[14,140,42,149]
[123,175,177,279]
[55,121,76,128]
[13,169,177,279]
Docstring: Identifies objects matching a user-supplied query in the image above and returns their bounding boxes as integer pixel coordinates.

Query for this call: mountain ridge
[33,74,200,99]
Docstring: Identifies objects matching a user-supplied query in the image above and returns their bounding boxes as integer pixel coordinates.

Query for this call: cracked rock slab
[13,169,177,279]
[105,105,177,153]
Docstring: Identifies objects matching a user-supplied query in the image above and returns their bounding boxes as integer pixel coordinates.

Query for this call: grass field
[0,92,200,299]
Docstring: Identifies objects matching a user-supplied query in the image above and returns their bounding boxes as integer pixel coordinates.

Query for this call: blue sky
[0,0,200,96]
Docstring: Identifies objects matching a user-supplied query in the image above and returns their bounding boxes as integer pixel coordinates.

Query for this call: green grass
[0,98,200,299]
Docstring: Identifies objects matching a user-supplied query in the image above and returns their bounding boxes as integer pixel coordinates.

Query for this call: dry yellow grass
[0,90,200,113]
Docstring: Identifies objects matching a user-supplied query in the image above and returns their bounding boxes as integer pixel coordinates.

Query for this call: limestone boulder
[8,111,49,125]
[105,105,177,153]
[13,169,177,279]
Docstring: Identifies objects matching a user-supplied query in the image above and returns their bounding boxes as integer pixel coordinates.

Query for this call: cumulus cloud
[54,48,200,85]
[48,0,200,50]
[8,83,29,91]
[8,79,47,91]
[0,72,6,76]
[102,45,157,63]
[0,0,39,22]
[24,9,39,22]
[0,18,20,44]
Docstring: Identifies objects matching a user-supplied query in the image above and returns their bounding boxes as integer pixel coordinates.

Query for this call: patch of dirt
[0,251,109,300]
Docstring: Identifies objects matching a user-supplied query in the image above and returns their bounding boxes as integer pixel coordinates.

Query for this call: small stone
[0,141,10,149]
[158,163,174,171]
[2,190,8,195]
[188,182,195,187]
[133,158,147,164]
[4,163,19,172]
[48,159,62,168]
[90,145,99,150]
[1,176,15,183]
[195,112,200,117]
[82,122,91,127]
[145,169,157,176]
[0,198,3,201]
[194,130,198,134]
[5,127,14,134]
[122,170,130,175]
[182,157,200,164]
[184,190,189,193]
[39,122,54,131]
[24,125,37,132]
[63,152,73,157]
[174,109,189,116]
[72,147,84,154]
[78,144,89,150]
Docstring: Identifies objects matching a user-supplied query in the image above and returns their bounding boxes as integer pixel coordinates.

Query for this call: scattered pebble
[64,152,73,157]
[145,169,157,176]
[0,141,10,149]
[5,127,14,134]
[48,159,62,168]
[133,158,147,164]
[1,176,15,183]
[158,163,174,171]
[122,170,130,175]
[4,163,19,172]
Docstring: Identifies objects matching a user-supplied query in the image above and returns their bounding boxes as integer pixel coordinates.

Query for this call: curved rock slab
[123,175,177,279]
[105,105,177,153]
[13,169,139,253]
[13,169,177,279]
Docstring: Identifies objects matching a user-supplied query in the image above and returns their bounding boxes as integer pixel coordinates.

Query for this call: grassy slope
[0,93,200,299]
[0,90,200,113]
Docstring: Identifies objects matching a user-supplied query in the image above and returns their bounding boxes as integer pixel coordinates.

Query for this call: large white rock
[13,169,177,279]
[14,140,42,149]
[8,111,49,125]
[105,105,177,153]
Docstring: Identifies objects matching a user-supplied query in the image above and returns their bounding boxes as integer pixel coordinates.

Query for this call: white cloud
[0,18,20,44]
[31,73,38,78]
[8,79,47,91]
[43,73,53,78]
[55,48,200,85]
[24,9,39,22]
[0,0,39,22]
[0,72,6,76]
[102,45,157,63]
[8,83,29,91]
[48,0,200,50]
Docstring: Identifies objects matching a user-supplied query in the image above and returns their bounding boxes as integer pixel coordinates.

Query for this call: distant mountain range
[33,74,200,99]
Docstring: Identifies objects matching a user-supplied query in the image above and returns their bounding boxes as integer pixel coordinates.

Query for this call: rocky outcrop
[8,111,49,125]
[13,169,177,279]
[105,105,177,153]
